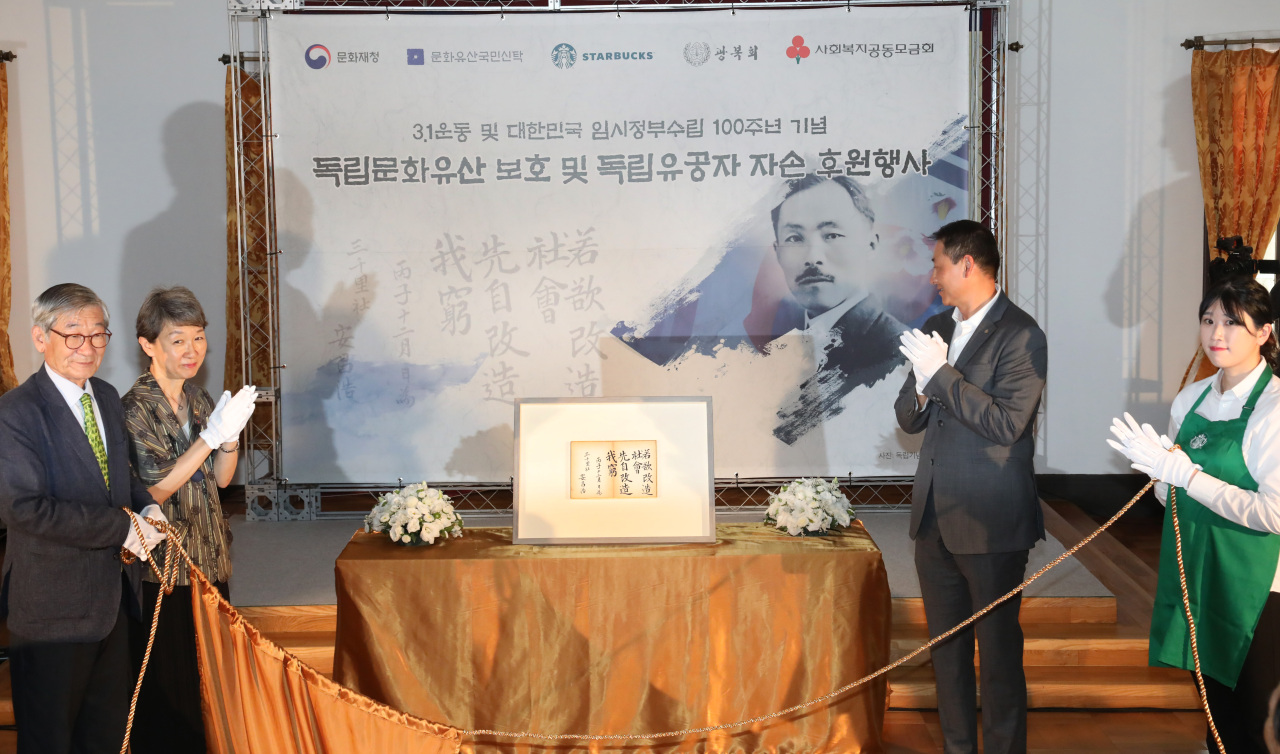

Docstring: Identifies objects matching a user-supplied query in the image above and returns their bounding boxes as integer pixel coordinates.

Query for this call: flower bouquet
[364,482,464,546]
[764,477,854,536]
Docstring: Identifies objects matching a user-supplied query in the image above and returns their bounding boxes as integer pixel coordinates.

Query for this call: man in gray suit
[0,284,167,753]
[894,220,1047,754]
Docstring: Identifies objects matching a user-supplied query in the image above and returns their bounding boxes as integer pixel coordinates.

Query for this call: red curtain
[0,61,19,396]
[1186,48,1280,385]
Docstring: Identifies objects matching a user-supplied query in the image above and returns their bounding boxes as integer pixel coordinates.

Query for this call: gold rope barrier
[119,511,185,754]
[119,478,1224,748]
[1168,483,1225,754]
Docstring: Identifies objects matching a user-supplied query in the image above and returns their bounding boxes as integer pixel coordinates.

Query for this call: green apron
[1149,365,1280,687]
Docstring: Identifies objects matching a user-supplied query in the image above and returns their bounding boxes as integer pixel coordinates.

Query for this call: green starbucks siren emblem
[552,43,577,69]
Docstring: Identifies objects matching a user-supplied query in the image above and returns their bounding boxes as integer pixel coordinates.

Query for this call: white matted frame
[513,397,715,545]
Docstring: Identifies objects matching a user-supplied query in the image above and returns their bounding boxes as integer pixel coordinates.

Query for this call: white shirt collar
[952,285,998,332]
[44,362,95,403]
[803,292,865,335]
[952,286,1001,331]
[1213,358,1269,399]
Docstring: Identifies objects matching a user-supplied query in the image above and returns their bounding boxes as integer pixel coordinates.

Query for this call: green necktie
[80,393,109,489]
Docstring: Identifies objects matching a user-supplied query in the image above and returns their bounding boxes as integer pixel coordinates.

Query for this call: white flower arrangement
[764,477,854,536]
[363,482,464,546]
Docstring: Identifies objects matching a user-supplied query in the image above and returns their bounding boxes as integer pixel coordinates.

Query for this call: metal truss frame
[228,14,290,520]
[226,0,1006,519]
[1006,0,1049,464]
[294,477,914,521]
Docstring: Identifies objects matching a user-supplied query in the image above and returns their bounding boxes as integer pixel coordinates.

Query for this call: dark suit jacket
[894,293,1047,554]
[774,297,909,444]
[0,367,153,642]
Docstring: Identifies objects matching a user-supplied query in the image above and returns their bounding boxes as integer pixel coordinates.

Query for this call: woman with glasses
[1109,275,1280,753]
[121,286,256,753]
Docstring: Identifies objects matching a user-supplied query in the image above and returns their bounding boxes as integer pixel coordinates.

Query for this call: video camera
[1207,236,1257,284]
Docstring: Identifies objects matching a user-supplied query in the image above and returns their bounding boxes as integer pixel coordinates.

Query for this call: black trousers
[914,497,1030,754]
[9,603,131,754]
[1199,590,1280,753]
[127,579,229,754]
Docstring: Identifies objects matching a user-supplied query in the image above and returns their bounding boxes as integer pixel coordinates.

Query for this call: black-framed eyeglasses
[48,328,112,349]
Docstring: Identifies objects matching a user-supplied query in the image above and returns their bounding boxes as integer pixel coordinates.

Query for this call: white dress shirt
[44,363,108,459]
[946,287,1001,365]
[1158,359,1280,590]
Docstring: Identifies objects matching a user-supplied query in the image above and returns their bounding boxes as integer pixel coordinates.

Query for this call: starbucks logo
[1190,433,1208,450]
[551,43,576,70]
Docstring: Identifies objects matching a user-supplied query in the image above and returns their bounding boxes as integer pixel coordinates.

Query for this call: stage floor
[228,509,1110,606]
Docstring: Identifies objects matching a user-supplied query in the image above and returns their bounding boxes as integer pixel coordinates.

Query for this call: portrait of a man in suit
[895,220,1048,754]
[772,174,909,444]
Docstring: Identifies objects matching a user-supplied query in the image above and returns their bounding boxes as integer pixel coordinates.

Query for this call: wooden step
[891,623,1152,668]
[1041,498,1157,629]
[0,662,11,726]
[244,598,1117,632]
[893,597,1116,627]
[887,664,1200,710]
[238,604,337,634]
[264,631,335,678]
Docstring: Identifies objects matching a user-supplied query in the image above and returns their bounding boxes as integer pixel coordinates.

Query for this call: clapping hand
[1106,412,1197,488]
[200,385,257,449]
[898,329,949,386]
[223,385,258,438]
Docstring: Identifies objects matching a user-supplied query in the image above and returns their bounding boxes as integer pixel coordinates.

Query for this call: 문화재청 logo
[786,36,811,64]
[305,44,330,70]
[407,48,425,65]
[684,42,711,66]
[551,43,577,69]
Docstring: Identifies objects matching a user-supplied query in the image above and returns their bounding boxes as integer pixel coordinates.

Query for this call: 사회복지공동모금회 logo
[786,36,811,64]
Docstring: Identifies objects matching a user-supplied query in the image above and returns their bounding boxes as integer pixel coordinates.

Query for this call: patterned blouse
[122,372,233,585]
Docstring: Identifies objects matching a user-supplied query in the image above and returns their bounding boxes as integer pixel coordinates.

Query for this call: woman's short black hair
[136,286,208,343]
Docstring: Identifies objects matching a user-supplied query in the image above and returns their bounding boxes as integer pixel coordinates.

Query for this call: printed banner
[269,7,970,482]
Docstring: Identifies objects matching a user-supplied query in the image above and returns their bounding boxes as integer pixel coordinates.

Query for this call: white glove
[123,510,167,561]
[1106,412,1198,488]
[140,503,168,526]
[200,386,257,449]
[200,390,234,449]
[222,385,258,438]
[898,329,949,387]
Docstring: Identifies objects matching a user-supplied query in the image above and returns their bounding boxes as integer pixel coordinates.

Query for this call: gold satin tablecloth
[334,522,891,753]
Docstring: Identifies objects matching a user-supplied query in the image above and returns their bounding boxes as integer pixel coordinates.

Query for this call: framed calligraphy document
[513,397,714,544]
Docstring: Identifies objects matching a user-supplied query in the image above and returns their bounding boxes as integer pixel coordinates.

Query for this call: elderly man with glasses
[0,283,167,753]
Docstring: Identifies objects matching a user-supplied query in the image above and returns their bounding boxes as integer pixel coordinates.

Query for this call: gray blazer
[894,293,1048,555]
[0,368,153,642]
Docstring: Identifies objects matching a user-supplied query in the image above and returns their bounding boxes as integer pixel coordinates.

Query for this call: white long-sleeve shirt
[1158,358,1280,590]
[44,363,108,459]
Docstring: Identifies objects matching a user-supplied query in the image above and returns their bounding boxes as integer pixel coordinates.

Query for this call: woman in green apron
[1109,276,1280,753]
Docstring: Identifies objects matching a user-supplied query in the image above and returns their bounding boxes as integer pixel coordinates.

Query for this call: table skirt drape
[335,522,891,753]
